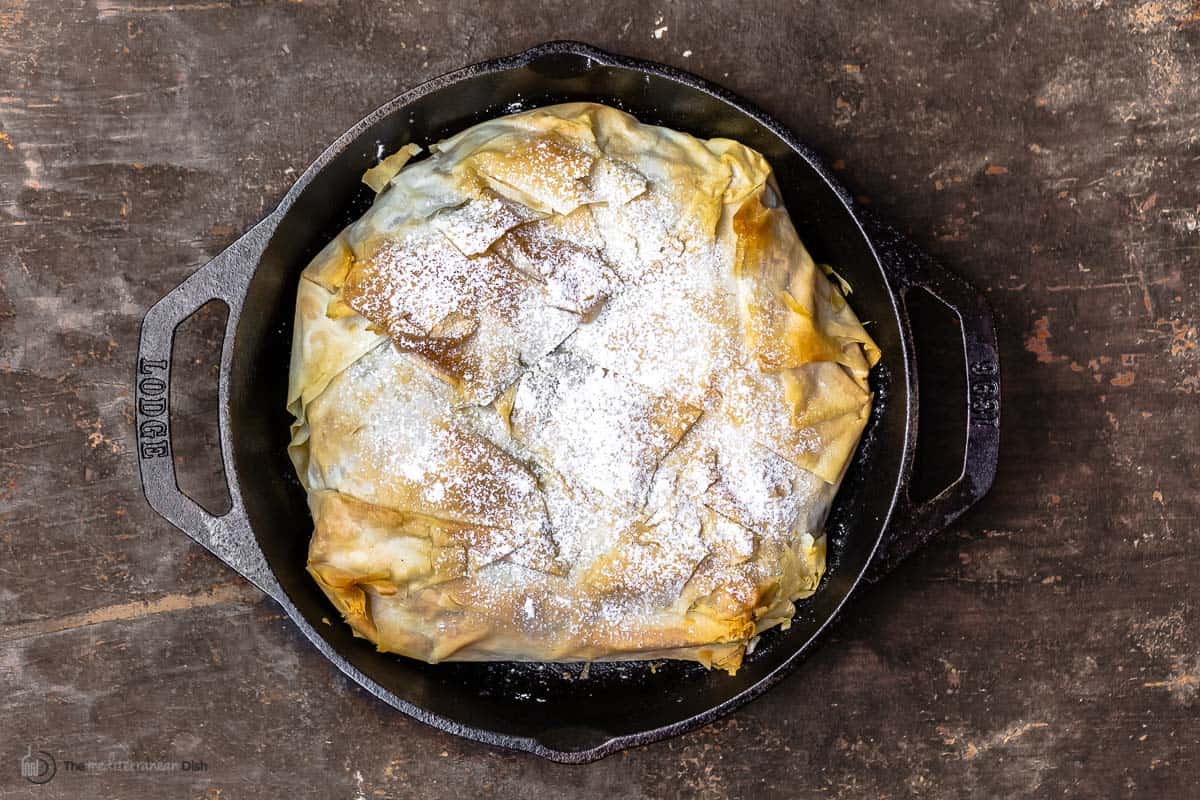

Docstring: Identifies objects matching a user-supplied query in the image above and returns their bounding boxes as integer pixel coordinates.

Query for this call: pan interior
[228,49,908,752]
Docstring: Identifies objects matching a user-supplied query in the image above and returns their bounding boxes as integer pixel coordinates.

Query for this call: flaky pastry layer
[287,103,879,674]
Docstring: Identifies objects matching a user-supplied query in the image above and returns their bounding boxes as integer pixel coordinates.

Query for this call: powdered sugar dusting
[432,192,544,256]
[308,346,557,573]
[343,230,481,340]
[499,209,621,316]
[510,351,702,508]
[474,135,596,214]
[296,106,874,664]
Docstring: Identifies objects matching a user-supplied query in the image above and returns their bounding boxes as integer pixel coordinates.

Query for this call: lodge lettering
[139,419,167,438]
[138,396,166,416]
[139,358,167,374]
[968,360,1001,427]
[137,357,170,459]
[139,376,166,396]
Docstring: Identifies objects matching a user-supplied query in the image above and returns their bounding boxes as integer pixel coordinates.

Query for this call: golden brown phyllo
[287,103,879,674]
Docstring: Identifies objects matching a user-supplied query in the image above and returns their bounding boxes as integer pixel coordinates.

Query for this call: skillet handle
[864,223,1000,580]
[135,223,284,602]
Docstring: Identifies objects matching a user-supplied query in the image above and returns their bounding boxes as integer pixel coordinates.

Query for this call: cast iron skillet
[134,41,1000,763]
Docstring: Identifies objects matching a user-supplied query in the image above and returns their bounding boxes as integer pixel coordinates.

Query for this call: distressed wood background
[1,1,1197,797]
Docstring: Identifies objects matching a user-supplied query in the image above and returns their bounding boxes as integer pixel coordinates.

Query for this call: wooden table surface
[2,1,1197,797]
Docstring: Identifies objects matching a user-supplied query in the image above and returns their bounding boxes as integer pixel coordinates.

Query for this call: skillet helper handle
[866,224,1001,580]
[135,228,283,601]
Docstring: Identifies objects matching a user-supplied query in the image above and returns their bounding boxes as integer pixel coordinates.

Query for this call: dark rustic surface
[2,1,1198,797]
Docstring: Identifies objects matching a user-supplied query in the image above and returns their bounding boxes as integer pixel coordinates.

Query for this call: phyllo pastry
[287,103,879,673]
